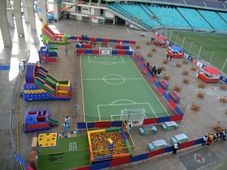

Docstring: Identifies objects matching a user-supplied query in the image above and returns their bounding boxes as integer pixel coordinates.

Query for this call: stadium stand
[199,10,227,31]
[177,8,213,30]
[218,12,227,22]
[147,5,191,29]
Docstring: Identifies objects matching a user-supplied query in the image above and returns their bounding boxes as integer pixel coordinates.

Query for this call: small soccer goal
[120,108,146,127]
[99,47,112,55]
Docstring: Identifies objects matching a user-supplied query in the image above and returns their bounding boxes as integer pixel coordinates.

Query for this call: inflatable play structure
[23,63,71,101]
[167,45,184,58]
[87,127,133,162]
[197,65,221,83]
[41,24,136,47]
[38,44,58,63]
[151,35,168,46]
[41,24,70,44]
[24,109,59,133]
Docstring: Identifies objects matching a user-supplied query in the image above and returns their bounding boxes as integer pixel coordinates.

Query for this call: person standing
[173,143,179,154]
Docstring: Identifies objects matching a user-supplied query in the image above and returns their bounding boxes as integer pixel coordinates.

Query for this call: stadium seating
[147,6,191,29]
[177,8,213,30]
[199,10,227,31]
[108,3,227,32]
[218,12,227,23]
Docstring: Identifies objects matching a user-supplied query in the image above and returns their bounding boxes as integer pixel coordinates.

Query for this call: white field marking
[88,55,125,65]
[80,56,86,122]
[111,112,148,121]
[82,78,143,81]
[147,103,158,117]
[94,55,117,59]
[110,99,137,105]
[97,102,155,120]
[97,105,101,121]
[129,57,169,116]
[103,74,125,85]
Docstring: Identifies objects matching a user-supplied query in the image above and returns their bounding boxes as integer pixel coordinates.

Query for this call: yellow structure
[38,132,58,147]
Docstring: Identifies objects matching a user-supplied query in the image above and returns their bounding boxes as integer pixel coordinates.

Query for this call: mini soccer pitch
[81,55,169,122]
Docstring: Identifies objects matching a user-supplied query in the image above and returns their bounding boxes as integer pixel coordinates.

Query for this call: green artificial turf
[169,31,227,73]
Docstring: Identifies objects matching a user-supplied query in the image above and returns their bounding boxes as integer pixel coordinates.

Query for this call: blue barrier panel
[163,92,170,102]
[130,153,148,162]
[91,160,110,170]
[77,122,87,129]
[96,38,103,42]
[85,50,93,54]
[0,65,10,70]
[164,146,174,153]
[120,129,127,140]
[123,40,129,44]
[188,55,193,61]
[153,80,159,89]
[112,50,117,55]
[87,122,95,129]
[193,138,203,145]
[126,51,133,55]
[220,76,227,83]
[110,39,116,43]
[174,107,183,115]
[111,121,122,127]
[157,116,170,123]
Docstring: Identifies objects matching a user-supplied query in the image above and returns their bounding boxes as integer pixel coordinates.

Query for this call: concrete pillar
[54,0,61,21]
[27,0,36,30]
[22,0,29,23]
[6,0,15,28]
[0,0,12,46]
[41,0,48,24]
[13,0,25,37]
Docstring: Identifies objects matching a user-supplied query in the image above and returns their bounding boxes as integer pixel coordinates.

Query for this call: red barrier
[116,40,123,44]
[92,50,99,54]
[158,86,164,95]
[179,141,194,149]
[103,39,110,43]
[116,45,123,49]
[149,75,154,83]
[147,148,165,158]
[168,99,177,110]
[143,118,158,125]
[110,156,131,167]
[143,67,148,74]
[94,121,112,128]
[84,44,92,48]
[46,57,57,62]
[73,166,90,170]
[76,49,85,54]
[129,40,136,44]
[90,37,96,42]
[170,114,183,121]
[117,50,126,55]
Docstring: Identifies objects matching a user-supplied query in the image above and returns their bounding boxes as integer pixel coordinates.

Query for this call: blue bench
[161,121,179,131]
[139,126,157,135]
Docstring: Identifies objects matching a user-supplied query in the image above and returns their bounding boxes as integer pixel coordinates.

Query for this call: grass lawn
[169,31,227,73]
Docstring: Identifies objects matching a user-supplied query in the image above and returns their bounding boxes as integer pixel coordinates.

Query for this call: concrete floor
[0,17,227,170]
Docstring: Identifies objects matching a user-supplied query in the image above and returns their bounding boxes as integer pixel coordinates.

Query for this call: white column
[27,0,36,30]
[22,0,29,23]
[0,0,12,46]
[54,0,61,21]
[41,0,48,24]
[6,0,14,28]
[13,0,25,37]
